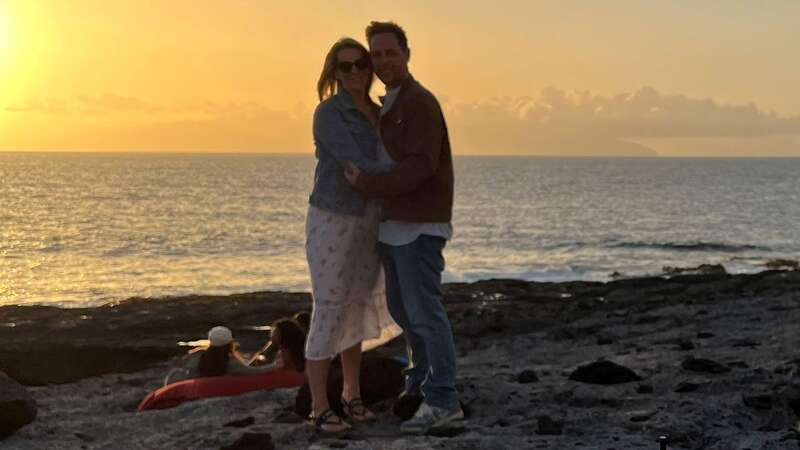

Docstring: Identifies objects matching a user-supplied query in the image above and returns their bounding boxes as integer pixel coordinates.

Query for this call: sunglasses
[337,57,370,73]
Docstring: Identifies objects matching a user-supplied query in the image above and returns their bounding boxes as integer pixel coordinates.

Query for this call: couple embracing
[304,21,460,435]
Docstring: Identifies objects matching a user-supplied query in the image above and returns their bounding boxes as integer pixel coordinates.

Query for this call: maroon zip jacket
[353,75,454,223]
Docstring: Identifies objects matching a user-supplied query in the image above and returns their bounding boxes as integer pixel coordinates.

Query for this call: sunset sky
[1,0,799,156]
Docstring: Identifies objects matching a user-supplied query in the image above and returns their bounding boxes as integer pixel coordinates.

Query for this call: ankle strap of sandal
[314,408,344,427]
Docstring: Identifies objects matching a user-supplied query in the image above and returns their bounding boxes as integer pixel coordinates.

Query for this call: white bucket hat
[207,326,234,347]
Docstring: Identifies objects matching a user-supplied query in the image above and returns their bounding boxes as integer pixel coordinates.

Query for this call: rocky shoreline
[2,268,799,449]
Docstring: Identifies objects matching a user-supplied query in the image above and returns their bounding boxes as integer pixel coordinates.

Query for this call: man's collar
[380,75,415,104]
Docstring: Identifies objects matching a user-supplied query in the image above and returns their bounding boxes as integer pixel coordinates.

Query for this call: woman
[305,37,400,433]
[166,321,305,384]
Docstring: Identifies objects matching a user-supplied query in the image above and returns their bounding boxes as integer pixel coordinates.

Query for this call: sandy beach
[2,267,799,449]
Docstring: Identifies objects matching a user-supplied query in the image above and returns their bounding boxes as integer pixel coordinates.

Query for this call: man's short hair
[365,21,408,51]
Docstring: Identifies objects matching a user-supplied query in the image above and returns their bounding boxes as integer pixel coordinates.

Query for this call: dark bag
[294,354,404,418]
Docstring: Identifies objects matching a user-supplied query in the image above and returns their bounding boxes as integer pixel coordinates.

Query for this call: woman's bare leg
[341,342,375,420]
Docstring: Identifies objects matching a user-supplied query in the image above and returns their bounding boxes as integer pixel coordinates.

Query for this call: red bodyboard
[137,370,306,412]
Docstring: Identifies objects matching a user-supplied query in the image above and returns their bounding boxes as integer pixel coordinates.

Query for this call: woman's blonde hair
[317,37,374,102]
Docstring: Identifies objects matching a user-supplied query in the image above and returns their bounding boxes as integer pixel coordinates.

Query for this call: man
[343,21,462,435]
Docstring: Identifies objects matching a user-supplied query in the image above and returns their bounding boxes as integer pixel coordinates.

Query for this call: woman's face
[335,47,372,96]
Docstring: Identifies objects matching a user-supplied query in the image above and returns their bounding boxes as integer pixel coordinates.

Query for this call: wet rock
[220,432,274,450]
[682,357,731,374]
[536,416,564,435]
[662,264,727,276]
[0,371,37,438]
[0,293,310,385]
[517,370,539,384]
[765,259,799,270]
[568,360,642,385]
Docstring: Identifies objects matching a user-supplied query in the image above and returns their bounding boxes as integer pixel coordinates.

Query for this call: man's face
[368,32,409,88]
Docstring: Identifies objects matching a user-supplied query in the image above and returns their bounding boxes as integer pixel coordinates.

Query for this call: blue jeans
[379,235,458,410]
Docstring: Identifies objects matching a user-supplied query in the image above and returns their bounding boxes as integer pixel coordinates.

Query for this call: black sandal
[312,408,351,434]
[341,397,376,422]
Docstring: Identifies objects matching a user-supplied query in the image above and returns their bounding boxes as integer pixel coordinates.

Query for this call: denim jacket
[309,90,393,216]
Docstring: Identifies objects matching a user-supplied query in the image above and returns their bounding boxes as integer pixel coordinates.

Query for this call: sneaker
[400,402,464,435]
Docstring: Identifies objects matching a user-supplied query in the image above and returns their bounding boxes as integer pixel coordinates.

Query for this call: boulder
[568,360,642,385]
[0,371,37,438]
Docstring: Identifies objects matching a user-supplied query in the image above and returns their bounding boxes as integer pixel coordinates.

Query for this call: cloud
[50,102,310,152]
[75,94,163,114]
[4,99,69,114]
[5,87,800,156]
[444,86,800,155]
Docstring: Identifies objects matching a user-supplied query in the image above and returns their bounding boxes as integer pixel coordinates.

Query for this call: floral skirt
[304,201,401,360]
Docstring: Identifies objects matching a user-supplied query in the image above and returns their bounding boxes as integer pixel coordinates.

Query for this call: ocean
[1,152,799,307]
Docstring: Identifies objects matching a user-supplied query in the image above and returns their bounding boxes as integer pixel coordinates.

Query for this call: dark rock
[74,432,95,442]
[294,355,404,419]
[220,432,274,450]
[765,259,799,270]
[677,340,695,351]
[597,336,614,345]
[727,360,750,369]
[742,395,772,410]
[536,416,564,435]
[0,371,37,438]
[730,338,759,348]
[629,410,656,422]
[790,397,800,416]
[682,357,731,374]
[568,360,642,385]
[224,416,255,428]
[428,425,467,437]
[637,384,653,394]
[674,381,702,393]
[696,332,715,339]
[663,264,727,276]
[517,370,539,384]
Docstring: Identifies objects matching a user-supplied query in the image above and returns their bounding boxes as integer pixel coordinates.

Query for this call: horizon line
[2,150,800,159]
